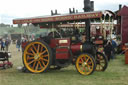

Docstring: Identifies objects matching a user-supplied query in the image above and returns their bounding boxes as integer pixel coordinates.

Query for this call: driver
[81,33,86,43]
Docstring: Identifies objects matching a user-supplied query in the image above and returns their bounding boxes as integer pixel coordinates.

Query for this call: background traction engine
[23,37,108,75]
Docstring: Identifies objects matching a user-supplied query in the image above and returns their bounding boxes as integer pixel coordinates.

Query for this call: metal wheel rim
[76,54,94,75]
[23,42,50,73]
[96,53,106,71]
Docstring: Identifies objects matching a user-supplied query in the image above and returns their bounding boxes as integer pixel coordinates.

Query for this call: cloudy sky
[0,0,128,24]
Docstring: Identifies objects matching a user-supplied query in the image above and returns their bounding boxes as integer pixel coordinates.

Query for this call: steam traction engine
[12,10,114,75]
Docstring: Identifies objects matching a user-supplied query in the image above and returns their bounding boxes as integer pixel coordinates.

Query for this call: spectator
[111,39,117,48]
[111,39,117,58]
[16,39,21,51]
[104,40,113,61]
[1,39,5,51]
[5,38,10,51]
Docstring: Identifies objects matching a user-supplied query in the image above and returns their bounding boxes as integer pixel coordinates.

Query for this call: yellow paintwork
[23,41,50,73]
[76,54,94,75]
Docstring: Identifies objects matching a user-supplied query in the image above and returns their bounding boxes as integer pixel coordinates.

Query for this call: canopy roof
[13,10,114,25]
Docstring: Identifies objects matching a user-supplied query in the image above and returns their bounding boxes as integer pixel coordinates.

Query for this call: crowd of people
[0,38,11,51]
[0,35,33,52]
[0,38,22,52]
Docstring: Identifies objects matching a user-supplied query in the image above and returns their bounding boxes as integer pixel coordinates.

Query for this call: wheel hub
[34,53,40,60]
[82,62,87,67]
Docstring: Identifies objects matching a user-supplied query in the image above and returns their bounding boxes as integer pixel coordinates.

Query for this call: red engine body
[49,38,81,59]
[22,38,81,60]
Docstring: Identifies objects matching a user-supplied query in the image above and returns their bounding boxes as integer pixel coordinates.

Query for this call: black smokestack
[119,4,122,10]
[90,1,94,11]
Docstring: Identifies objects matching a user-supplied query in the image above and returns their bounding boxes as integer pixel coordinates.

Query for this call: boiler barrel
[71,42,96,56]
[82,42,96,56]
[71,44,82,54]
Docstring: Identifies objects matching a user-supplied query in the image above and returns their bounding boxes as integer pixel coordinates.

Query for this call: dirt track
[9,44,23,67]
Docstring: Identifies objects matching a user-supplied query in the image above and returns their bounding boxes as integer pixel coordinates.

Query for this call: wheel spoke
[30,48,36,55]
[37,44,40,53]
[40,50,47,56]
[79,61,82,64]
[41,60,46,67]
[86,57,89,63]
[32,60,37,69]
[35,61,39,71]
[80,58,84,63]
[42,54,48,58]
[87,65,91,71]
[26,52,34,56]
[88,61,92,65]
[40,46,43,52]
[27,56,34,60]
[28,60,35,65]
[39,61,43,69]
[43,58,48,62]
[82,67,86,72]
[87,64,92,69]
[40,57,48,62]
[32,44,37,52]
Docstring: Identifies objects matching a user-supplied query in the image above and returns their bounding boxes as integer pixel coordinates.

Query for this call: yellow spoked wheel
[23,40,52,73]
[75,53,96,75]
[95,52,108,71]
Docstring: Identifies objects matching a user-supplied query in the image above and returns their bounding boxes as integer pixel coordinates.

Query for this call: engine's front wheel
[75,53,96,75]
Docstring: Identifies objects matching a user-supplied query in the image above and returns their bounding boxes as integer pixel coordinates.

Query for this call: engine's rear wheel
[95,52,108,71]
[23,40,52,73]
[75,53,96,75]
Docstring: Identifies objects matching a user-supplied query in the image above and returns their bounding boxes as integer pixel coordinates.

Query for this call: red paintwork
[49,39,56,48]
[118,5,128,44]
[71,43,81,54]
[56,48,69,59]
[56,48,69,52]
[56,38,70,46]
[22,42,29,50]
[125,49,128,64]
[0,61,13,68]
[52,38,70,59]
[49,38,81,57]
[121,16,128,44]
[49,38,70,47]
[56,53,69,59]
[13,12,102,24]
[94,40,103,45]
[118,5,128,16]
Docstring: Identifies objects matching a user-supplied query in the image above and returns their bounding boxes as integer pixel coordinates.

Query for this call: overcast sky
[0,0,128,24]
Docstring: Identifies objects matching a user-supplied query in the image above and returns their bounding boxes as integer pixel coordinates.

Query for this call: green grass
[0,44,128,85]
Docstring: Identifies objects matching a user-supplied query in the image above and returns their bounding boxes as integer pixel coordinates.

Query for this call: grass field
[0,44,128,85]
